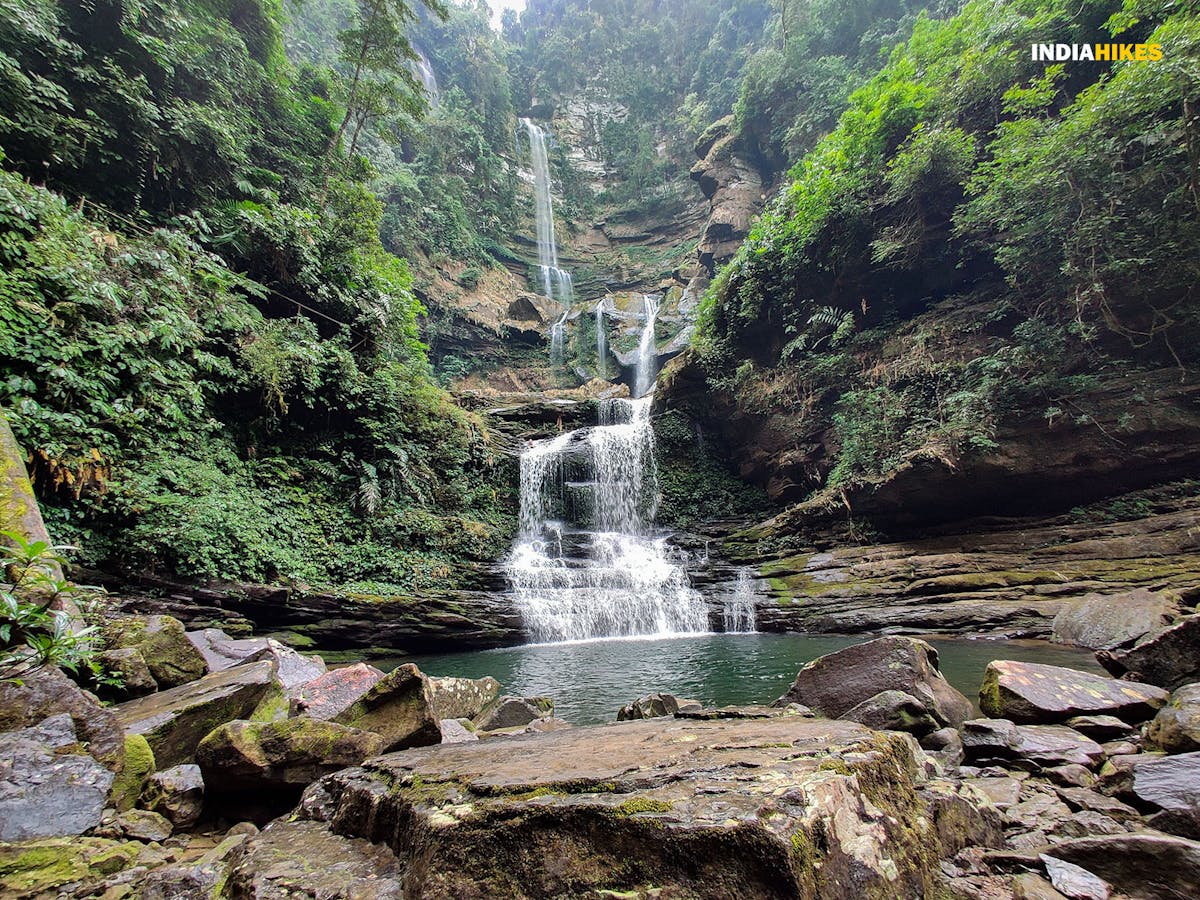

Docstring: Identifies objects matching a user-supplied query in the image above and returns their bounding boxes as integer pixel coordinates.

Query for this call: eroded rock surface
[980,660,1167,725]
[1099,615,1200,691]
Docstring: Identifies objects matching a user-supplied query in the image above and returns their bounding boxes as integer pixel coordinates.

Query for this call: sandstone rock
[1055,787,1140,822]
[186,628,325,691]
[921,726,965,767]
[1013,872,1071,900]
[1130,751,1200,811]
[964,777,1024,808]
[115,808,173,843]
[141,764,204,828]
[110,732,156,811]
[1040,854,1111,900]
[979,660,1167,725]
[961,719,1104,769]
[0,714,115,841]
[1096,753,1161,801]
[429,674,501,720]
[921,779,1005,856]
[0,664,123,768]
[197,718,384,791]
[474,694,555,731]
[1101,739,1139,757]
[331,663,440,751]
[616,692,700,720]
[841,689,940,736]
[113,660,281,766]
[1044,764,1096,788]
[1066,715,1134,741]
[1146,807,1200,841]
[106,614,207,688]
[0,837,141,898]
[1146,683,1200,753]
[439,718,478,743]
[298,717,972,898]
[1098,614,1200,690]
[1051,589,1178,650]
[1047,810,1126,840]
[224,820,402,899]
[290,662,384,719]
[1046,833,1200,899]
[97,647,157,698]
[775,636,973,728]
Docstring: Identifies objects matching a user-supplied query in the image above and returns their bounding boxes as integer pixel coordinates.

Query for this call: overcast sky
[487,0,526,28]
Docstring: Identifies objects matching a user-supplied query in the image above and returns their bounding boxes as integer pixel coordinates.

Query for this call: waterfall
[723,567,759,633]
[550,312,567,368]
[595,300,608,380]
[413,48,439,107]
[634,295,660,398]
[506,397,708,643]
[521,118,572,305]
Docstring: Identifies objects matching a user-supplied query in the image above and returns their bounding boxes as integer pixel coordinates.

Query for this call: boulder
[1055,787,1140,822]
[961,718,1104,769]
[297,717,970,898]
[0,714,115,841]
[110,733,156,811]
[439,718,478,744]
[1066,715,1135,741]
[1040,854,1111,900]
[113,660,282,767]
[186,628,325,691]
[0,837,141,898]
[1129,751,1200,811]
[1096,753,1162,801]
[840,690,939,736]
[105,614,207,688]
[774,637,972,728]
[1051,588,1178,650]
[429,675,501,720]
[1046,834,1200,899]
[141,764,205,828]
[616,692,701,721]
[97,647,157,698]
[1097,614,1200,690]
[290,662,384,719]
[1147,807,1200,841]
[113,808,173,843]
[474,694,555,731]
[331,663,440,751]
[197,718,384,791]
[1146,683,1200,753]
[1012,872,1072,900]
[223,820,403,899]
[0,664,124,769]
[920,779,1004,855]
[979,660,1167,724]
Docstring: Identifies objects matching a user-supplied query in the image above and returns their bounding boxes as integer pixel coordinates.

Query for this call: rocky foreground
[2,614,1200,898]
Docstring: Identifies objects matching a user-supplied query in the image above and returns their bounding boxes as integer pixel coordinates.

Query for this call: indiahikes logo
[1031,42,1164,61]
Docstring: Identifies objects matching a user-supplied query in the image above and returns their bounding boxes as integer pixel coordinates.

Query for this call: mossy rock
[109,733,156,812]
[0,837,140,897]
[105,614,207,688]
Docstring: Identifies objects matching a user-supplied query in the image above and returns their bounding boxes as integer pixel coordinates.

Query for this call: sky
[487,0,526,28]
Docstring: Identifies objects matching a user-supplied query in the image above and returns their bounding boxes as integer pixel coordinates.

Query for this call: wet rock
[439,718,478,743]
[429,674,501,720]
[114,808,173,843]
[113,660,281,767]
[141,764,204,829]
[97,647,157,698]
[617,692,701,720]
[1040,854,1111,900]
[0,664,124,769]
[0,837,141,898]
[187,628,325,692]
[0,714,115,840]
[1051,588,1179,651]
[961,719,1104,769]
[196,718,384,791]
[1146,683,1200,753]
[1065,715,1134,741]
[774,636,973,727]
[1098,614,1200,690]
[474,694,555,731]
[331,663,440,751]
[1046,833,1200,899]
[1129,751,1200,811]
[105,614,207,688]
[224,820,402,899]
[842,689,940,736]
[290,662,384,719]
[979,660,1167,725]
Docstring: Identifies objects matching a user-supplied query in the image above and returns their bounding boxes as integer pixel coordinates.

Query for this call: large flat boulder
[0,664,124,769]
[186,628,325,691]
[1130,751,1200,812]
[105,614,207,688]
[1147,684,1200,753]
[429,675,500,720]
[980,660,1168,724]
[113,660,281,767]
[1051,588,1179,650]
[773,636,973,727]
[297,717,972,898]
[331,663,440,751]
[473,694,554,731]
[291,663,384,719]
[1098,615,1200,690]
[197,718,384,791]
[962,718,1105,769]
[0,714,115,841]
[1045,833,1200,900]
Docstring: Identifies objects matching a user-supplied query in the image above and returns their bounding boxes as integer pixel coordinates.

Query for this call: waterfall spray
[521,118,572,305]
[595,300,608,379]
[634,295,660,398]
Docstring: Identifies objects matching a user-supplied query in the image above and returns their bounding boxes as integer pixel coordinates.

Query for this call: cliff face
[690,116,770,276]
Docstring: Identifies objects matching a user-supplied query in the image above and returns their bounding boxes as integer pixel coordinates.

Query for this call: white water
[595,300,608,379]
[506,397,708,643]
[634,295,660,398]
[723,567,759,633]
[413,48,439,107]
[550,311,567,368]
[521,118,572,305]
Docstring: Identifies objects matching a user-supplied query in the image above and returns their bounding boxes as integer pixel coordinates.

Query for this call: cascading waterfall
[413,48,439,107]
[550,311,567,367]
[521,118,572,305]
[634,294,660,398]
[723,567,759,633]
[506,397,709,643]
[595,300,608,379]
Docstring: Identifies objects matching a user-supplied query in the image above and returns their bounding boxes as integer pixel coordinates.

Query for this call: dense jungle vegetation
[695,0,1200,500]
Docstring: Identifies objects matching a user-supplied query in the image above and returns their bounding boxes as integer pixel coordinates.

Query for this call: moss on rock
[109,733,155,811]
